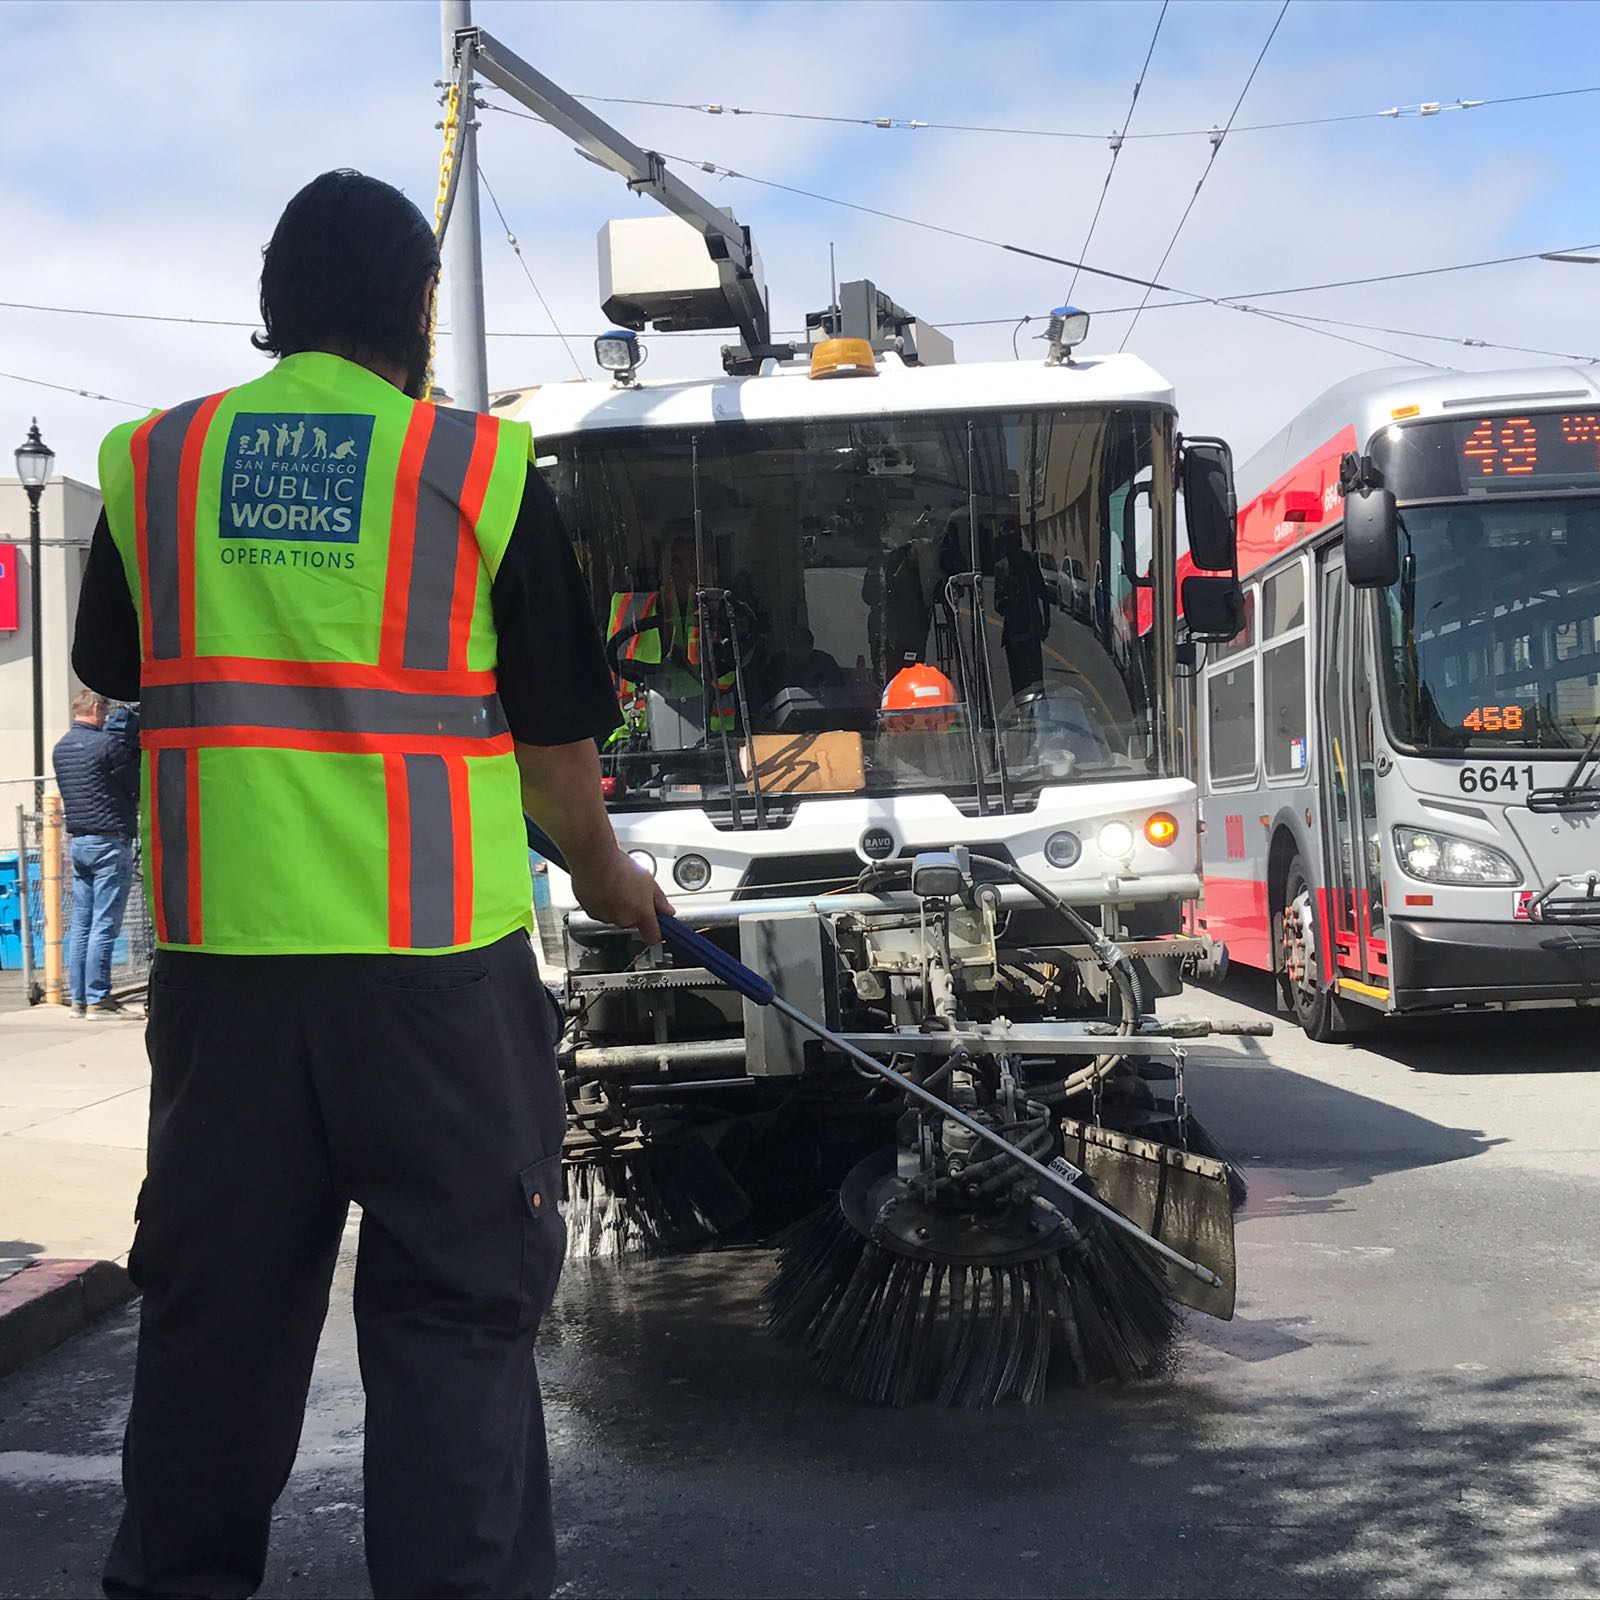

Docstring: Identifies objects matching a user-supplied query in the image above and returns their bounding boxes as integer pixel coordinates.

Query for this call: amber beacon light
[1144,812,1179,847]
[810,337,878,379]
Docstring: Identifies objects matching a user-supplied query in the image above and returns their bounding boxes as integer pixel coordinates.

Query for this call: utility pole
[440,0,489,411]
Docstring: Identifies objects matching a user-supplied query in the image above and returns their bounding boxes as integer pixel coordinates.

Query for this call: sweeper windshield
[542,404,1171,814]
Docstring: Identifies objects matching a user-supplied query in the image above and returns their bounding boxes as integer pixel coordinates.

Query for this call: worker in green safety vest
[604,523,737,747]
[74,170,671,1600]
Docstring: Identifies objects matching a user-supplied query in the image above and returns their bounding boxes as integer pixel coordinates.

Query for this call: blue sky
[4,0,1597,481]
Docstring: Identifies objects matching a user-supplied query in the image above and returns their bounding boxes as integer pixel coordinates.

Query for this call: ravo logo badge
[221,414,375,543]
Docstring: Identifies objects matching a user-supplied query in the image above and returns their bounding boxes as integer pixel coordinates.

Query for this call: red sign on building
[0,545,18,632]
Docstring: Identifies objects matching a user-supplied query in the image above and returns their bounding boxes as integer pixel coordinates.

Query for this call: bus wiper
[1562,719,1600,794]
[1528,718,1600,814]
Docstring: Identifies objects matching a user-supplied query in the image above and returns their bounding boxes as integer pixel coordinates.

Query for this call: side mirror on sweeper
[1182,574,1248,642]
[1180,437,1238,573]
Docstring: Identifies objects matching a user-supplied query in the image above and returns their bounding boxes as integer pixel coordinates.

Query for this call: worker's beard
[401,323,433,401]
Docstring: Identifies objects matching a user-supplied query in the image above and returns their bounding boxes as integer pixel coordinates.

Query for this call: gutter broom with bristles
[647,912,1224,1399]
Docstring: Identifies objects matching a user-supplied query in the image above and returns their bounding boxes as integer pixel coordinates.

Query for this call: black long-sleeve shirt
[72,469,617,748]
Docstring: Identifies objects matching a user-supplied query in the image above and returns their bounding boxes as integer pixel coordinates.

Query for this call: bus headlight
[1043,830,1082,869]
[627,849,658,876]
[1393,827,1520,886]
[673,853,712,891]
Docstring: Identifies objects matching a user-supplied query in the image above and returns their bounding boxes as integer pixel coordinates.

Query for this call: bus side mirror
[1180,438,1238,572]
[1183,575,1246,642]
[1345,486,1400,588]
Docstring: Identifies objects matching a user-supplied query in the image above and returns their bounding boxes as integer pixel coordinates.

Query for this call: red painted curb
[0,1259,136,1380]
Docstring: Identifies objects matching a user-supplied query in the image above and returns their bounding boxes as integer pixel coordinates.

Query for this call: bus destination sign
[1375,408,1600,498]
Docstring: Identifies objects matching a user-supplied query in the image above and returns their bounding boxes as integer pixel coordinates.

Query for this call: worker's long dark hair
[253,170,439,399]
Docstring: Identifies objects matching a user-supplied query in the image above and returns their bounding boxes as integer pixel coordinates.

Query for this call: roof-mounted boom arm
[451,27,773,361]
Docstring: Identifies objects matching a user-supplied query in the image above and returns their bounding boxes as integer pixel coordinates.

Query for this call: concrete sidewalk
[0,1004,149,1282]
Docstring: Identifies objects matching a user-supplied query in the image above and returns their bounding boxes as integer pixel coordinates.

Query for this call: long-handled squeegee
[530,823,1221,1292]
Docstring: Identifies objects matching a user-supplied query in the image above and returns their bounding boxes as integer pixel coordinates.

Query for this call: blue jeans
[69,835,133,1006]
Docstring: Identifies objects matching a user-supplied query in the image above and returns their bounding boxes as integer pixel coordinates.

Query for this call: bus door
[1317,553,1388,998]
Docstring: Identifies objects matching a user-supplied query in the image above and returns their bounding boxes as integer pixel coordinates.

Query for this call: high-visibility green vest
[603,588,737,742]
[98,352,534,955]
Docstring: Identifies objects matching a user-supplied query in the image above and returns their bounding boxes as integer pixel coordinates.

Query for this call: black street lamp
[14,419,55,809]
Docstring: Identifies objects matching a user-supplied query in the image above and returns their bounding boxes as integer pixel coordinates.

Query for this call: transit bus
[1193,365,1600,1038]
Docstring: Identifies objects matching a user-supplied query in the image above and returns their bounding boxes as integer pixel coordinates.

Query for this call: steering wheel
[605,614,669,688]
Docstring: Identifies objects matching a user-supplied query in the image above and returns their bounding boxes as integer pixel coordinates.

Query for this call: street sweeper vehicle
[507,316,1265,1403]
[443,23,1265,1406]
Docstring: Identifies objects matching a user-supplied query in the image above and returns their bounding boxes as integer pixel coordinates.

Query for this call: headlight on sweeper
[1393,826,1520,886]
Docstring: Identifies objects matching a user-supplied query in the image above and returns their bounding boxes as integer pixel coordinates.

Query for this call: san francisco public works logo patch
[221,414,375,547]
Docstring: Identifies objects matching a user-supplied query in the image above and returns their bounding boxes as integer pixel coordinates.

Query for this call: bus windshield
[1377,497,1600,750]
[542,405,1169,813]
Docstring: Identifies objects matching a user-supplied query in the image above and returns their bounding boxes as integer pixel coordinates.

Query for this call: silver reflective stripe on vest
[140,681,509,741]
[154,747,193,944]
[142,399,205,661]
[403,753,456,948]
[405,408,482,673]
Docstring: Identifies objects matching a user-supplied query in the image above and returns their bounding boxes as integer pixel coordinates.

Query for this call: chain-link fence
[6,800,155,1009]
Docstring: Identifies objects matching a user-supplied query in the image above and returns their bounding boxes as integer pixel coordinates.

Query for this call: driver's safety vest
[604,589,737,734]
[98,352,534,955]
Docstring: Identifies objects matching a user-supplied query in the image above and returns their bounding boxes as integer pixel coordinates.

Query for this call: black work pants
[103,930,567,1600]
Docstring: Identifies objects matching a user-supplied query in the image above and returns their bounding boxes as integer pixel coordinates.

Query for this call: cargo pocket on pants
[517,1154,566,1331]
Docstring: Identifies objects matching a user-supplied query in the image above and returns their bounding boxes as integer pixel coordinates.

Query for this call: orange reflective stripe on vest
[383,751,475,949]
[382,406,500,672]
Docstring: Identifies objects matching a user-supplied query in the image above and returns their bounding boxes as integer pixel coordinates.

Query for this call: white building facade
[0,476,103,791]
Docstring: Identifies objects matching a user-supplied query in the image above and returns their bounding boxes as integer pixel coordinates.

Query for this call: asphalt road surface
[4,970,1600,1598]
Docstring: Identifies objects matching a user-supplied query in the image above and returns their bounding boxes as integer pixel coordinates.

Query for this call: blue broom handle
[523,816,775,1005]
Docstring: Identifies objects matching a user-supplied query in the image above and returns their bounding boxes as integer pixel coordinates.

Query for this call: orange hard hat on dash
[880,664,961,732]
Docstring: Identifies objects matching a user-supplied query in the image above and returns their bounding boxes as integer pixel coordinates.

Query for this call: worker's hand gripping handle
[525,817,775,1005]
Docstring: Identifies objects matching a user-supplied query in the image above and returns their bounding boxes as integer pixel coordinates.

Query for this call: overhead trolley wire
[476,163,587,378]
[1119,0,1290,350]
[0,298,781,341]
[1064,0,1168,305]
[0,369,151,409]
[536,82,1600,144]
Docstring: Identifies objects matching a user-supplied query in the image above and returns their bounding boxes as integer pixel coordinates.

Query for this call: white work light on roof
[1044,306,1090,366]
[595,329,644,385]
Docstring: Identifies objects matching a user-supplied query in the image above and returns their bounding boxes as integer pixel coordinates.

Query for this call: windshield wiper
[1528,718,1600,813]
[1563,719,1600,795]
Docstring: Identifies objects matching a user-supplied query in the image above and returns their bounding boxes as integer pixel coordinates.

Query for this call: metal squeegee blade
[1058,1119,1237,1321]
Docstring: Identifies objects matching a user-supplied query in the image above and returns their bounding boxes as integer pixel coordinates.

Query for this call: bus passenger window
[1207,660,1257,783]
[1264,638,1308,777]
[1262,560,1309,779]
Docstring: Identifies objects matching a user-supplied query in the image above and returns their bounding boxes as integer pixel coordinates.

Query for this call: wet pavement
[4,971,1600,1597]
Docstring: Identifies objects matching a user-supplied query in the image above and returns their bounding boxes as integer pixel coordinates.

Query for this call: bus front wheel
[1275,857,1341,1043]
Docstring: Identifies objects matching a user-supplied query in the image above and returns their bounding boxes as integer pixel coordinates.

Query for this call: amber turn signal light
[1144,812,1179,847]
